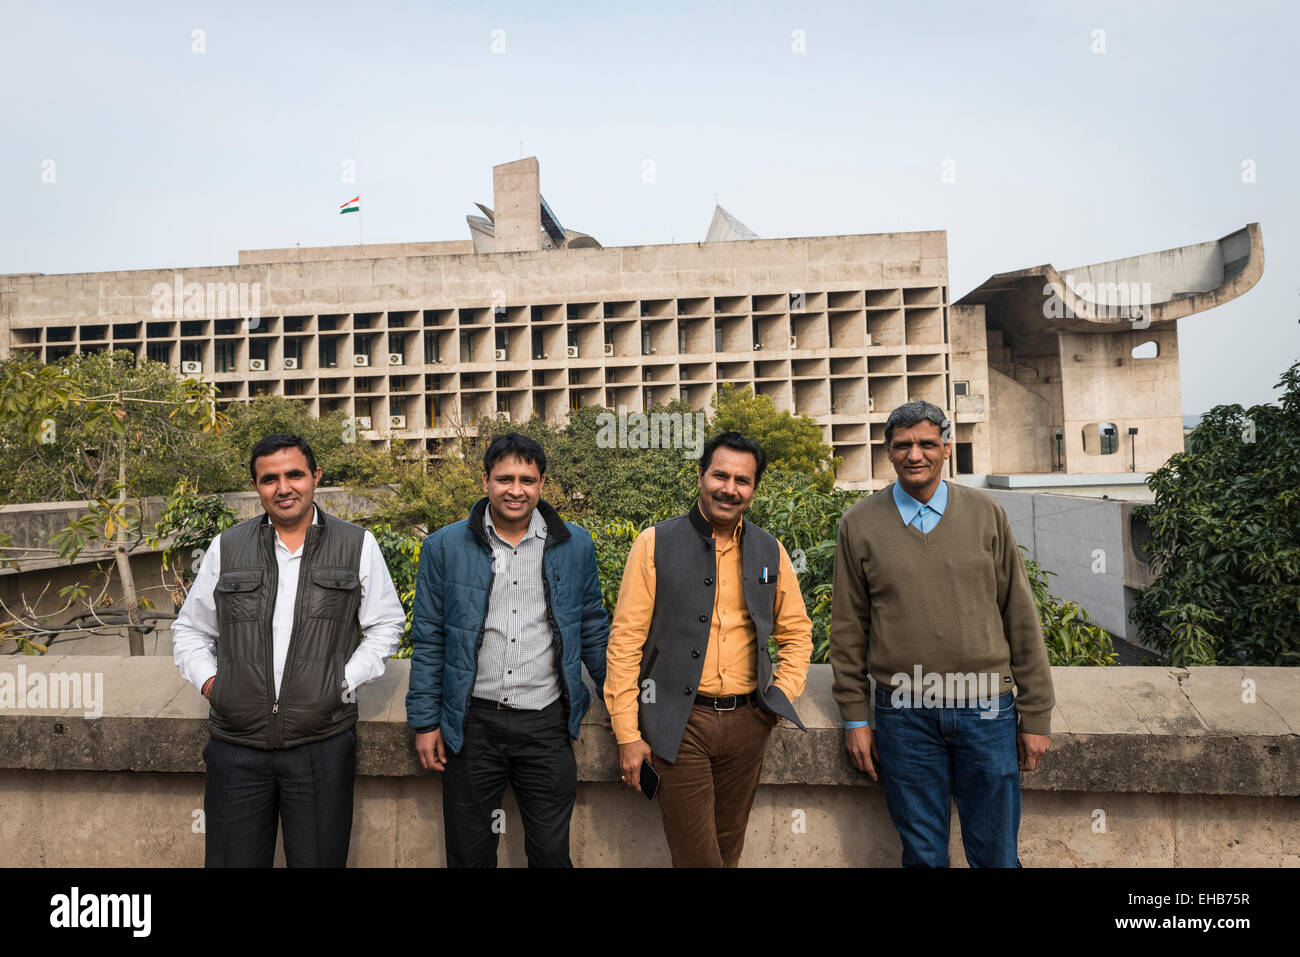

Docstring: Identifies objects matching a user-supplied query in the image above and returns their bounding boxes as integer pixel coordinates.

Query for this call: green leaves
[1021,550,1118,666]
[0,351,229,506]
[367,522,422,656]
[711,384,840,489]
[1131,358,1300,666]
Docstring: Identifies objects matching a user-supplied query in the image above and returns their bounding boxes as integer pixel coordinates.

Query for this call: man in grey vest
[172,434,404,866]
[605,432,813,867]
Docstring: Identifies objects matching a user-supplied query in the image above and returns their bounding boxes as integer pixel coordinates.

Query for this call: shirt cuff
[844,719,870,730]
[611,713,641,745]
[197,669,217,697]
[344,661,362,694]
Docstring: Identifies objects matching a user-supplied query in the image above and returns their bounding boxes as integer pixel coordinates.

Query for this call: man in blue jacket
[406,433,608,867]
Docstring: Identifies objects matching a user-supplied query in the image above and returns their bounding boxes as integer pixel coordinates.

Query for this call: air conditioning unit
[566,346,579,359]
[388,353,403,366]
[181,361,202,374]
[494,349,507,361]
[248,358,266,371]
[389,415,406,429]
[283,357,299,370]
[789,335,798,349]
[354,354,369,367]
[602,343,614,357]
[356,416,372,430]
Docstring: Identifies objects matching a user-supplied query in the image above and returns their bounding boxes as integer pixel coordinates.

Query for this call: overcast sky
[3,0,1296,415]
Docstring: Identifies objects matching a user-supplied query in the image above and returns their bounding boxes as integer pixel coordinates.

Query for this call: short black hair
[249,433,318,480]
[699,431,767,485]
[483,432,547,477]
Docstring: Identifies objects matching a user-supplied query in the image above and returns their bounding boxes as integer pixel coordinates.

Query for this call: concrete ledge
[1,658,1296,796]
[2,657,1297,867]
[987,473,1151,489]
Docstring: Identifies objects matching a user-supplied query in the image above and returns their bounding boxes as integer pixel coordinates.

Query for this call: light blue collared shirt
[892,479,948,534]
[844,481,949,730]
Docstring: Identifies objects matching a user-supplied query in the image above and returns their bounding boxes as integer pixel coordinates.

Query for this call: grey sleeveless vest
[638,505,806,763]
[207,505,365,749]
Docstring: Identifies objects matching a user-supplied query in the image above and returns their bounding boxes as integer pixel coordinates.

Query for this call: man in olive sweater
[829,400,1053,867]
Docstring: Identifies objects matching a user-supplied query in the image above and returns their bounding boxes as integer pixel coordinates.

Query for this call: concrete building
[952,224,1264,480]
[0,157,1263,491]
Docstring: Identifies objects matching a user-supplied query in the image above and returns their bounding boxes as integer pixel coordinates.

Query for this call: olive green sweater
[829,482,1054,735]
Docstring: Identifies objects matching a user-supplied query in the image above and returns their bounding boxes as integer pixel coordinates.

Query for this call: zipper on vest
[263,525,281,747]
[276,523,319,746]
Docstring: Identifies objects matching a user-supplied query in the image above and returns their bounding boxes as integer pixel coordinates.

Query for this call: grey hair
[884,400,952,445]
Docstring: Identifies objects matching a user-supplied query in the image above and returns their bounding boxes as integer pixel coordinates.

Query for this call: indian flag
[340,196,360,214]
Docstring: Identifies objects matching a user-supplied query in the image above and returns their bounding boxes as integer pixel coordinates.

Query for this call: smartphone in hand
[639,758,661,800]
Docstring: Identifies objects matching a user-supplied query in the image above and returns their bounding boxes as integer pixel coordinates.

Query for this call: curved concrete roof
[956,223,1263,352]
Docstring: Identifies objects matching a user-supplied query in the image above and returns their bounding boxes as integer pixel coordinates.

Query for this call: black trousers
[202,727,356,867]
[441,698,577,868]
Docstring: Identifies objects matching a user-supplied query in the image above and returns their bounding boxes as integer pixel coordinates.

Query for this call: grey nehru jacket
[471,505,561,709]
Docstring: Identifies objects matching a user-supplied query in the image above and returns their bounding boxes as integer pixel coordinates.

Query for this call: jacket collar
[468,497,571,549]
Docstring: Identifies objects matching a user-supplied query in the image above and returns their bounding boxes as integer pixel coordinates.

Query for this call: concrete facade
[0,158,1263,490]
[1,658,1296,867]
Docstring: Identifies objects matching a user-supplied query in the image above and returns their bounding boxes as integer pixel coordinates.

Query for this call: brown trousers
[652,701,777,867]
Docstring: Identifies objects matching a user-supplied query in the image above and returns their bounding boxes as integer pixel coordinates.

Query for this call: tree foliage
[0,351,225,653]
[0,351,226,504]
[711,385,840,490]
[147,479,237,605]
[208,395,375,492]
[1131,359,1300,665]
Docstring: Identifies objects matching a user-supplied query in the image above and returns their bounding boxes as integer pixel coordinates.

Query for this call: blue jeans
[873,686,1021,868]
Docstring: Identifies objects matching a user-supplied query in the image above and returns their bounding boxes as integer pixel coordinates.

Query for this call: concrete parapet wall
[1,658,1295,867]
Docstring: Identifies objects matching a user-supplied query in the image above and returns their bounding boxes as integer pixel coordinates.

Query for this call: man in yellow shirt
[605,432,813,867]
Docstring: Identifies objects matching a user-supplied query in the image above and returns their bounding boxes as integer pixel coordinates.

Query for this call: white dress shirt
[172,506,405,697]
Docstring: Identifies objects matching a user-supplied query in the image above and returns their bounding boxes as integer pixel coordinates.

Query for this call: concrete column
[492,158,542,253]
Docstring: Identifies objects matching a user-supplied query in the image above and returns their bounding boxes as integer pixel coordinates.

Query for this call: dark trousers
[441,698,577,868]
[202,727,356,867]
[653,701,776,868]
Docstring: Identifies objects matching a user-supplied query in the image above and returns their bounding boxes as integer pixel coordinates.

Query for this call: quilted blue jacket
[405,497,609,753]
